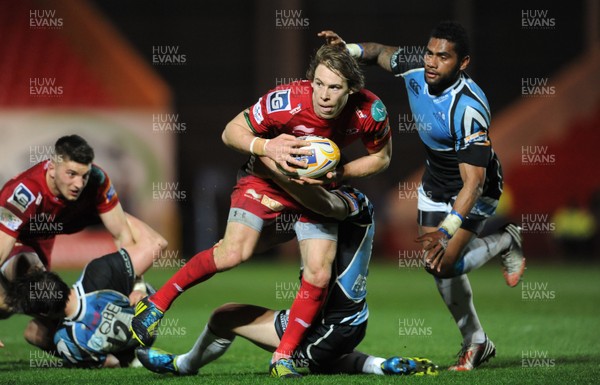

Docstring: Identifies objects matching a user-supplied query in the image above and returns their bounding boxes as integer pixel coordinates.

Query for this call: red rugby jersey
[0,161,119,265]
[247,80,391,152]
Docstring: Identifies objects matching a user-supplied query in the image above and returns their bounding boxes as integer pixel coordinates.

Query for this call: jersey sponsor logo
[409,78,421,96]
[289,103,302,115]
[0,207,23,231]
[244,188,262,202]
[266,90,292,113]
[464,131,489,146]
[355,106,367,119]
[252,100,264,124]
[91,302,132,351]
[292,125,315,136]
[260,194,284,212]
[370,100,387,122]
[7,183,35,213]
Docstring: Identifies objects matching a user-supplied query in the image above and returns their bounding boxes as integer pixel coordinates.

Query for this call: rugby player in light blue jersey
[319,21,525,371]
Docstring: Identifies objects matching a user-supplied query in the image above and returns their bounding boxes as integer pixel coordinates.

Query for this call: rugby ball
[280,135,340,178]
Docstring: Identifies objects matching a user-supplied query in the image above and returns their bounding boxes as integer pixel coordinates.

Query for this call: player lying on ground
[137,187,437,377]
[131,44,392,377]
[0,214,165,352]
[2,215,166,367]
[319,21,525,370]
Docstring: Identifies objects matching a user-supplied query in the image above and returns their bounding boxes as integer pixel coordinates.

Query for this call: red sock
[275,277,328,360]
[150,246,217,311]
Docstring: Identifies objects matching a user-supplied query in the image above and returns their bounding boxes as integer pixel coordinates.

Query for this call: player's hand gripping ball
[278,135,340,178]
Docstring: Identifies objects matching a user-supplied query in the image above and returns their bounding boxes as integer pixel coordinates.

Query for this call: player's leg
[419,223,496,370]
[271,222,337,370]
[131,220,261,346]
[178,304,279,373]
[137,303,277,375]
[315,351,438,376]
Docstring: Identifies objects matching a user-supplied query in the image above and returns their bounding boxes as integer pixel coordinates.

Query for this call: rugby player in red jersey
[131,44,392,377]
[0,135,165,347]
[0,135,138,270]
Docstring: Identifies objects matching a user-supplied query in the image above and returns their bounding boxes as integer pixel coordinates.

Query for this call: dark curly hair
[430,21,470,60]
[4,269,70,318]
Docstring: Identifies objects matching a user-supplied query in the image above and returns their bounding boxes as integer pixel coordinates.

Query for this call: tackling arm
[99,203,135,249]
[253,157,350,221]
[123,214,168,277]
[318,30,398,72]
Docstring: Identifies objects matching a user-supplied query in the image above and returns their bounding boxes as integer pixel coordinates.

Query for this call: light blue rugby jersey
[54,286,137,367]
[391,50,503,203]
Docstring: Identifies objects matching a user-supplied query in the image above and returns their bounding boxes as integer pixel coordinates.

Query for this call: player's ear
[459,55,470,71]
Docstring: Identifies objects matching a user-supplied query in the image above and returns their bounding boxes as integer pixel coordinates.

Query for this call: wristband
[450,210,464,222]
[346,43,364,58]
[438,211,463,238]
[249,137,259,155]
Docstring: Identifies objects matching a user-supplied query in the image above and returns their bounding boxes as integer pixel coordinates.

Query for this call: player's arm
[453,163,485,219]
[318,30,398,72]
[251,157,352,221]
[222,110,312,173]
[99,202,135,249]
[417,162,485,270]
[299,136,392,187]
[336,139,392,181]
[0,231,17,268]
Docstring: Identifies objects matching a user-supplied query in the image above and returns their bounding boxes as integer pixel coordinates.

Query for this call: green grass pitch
[0,260,599,385]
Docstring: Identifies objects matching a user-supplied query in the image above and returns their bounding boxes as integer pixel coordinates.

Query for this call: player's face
[47,158,91,201]
[311,64,353,119]
[423,38,470,95]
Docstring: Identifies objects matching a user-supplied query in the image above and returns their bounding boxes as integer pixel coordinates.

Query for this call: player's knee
[303,267,331,288]
[214,246,250,270]
[208,303,240,336]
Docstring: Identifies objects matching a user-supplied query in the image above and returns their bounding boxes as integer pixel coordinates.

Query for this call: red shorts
[230,175,331,226]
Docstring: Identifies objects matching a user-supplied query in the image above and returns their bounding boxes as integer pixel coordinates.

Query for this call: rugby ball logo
[284,135,340,178]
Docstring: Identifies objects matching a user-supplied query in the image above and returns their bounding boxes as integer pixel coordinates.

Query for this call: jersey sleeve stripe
[243,110,260,134]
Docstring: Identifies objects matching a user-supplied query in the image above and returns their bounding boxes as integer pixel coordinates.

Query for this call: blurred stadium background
[0,0,598,267]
